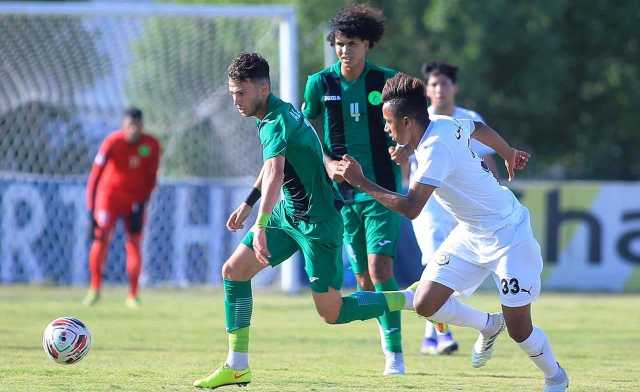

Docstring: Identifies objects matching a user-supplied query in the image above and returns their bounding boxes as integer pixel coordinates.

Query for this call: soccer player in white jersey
[335,73,569,392]
[411,61,499,356]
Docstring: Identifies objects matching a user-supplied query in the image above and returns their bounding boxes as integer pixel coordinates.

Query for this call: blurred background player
[193,53,412,389]
[302,4,407,375]
[83,107,160,308]
[409,61,499,356]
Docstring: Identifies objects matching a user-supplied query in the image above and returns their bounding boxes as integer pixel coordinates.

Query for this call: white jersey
[409,106,494,245]
[413,116,522,236]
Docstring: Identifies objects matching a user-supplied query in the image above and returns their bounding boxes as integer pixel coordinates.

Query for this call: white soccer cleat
[471,313,505,368]
[543,364,569,392]
[383,352,405,375]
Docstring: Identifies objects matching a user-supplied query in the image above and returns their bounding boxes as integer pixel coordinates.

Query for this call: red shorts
[93,191,145,235]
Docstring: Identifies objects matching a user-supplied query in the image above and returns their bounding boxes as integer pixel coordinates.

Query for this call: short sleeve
[302,75,323,119]
[414,141,454,188]
[260,119,287,160]
[467,119,495,156]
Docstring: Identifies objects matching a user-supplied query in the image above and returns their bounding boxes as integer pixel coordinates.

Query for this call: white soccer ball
[42,317,92,365]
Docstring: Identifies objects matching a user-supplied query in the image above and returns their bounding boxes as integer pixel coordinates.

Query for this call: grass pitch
[1,286,638,391]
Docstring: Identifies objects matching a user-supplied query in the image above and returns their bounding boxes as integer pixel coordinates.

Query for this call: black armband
[245,187,261,207]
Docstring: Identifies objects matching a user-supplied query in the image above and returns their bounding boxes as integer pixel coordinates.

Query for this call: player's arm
[226,166,264,232]
[86,138,112,211]
[471,122,530,181]
[253,156,285,265]
[336,154,434,219]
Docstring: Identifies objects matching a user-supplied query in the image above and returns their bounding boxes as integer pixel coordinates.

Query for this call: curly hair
[382,73,428,121]
[327,4,385,48]
[227,52,270,83]
[421,61,459,84]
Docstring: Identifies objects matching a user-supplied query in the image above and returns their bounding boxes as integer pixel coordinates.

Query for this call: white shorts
[421,211,543,308]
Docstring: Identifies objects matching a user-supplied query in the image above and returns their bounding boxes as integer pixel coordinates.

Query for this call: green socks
[224,279,252,332]
[375,278,402,353]
[229,326,249,353]
[334,291,390,324]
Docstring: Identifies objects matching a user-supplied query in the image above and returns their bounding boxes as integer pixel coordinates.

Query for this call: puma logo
[521,287,532,295]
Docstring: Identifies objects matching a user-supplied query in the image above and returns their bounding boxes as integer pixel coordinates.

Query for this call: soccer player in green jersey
[192,53,413,389]
[302,5,407,375]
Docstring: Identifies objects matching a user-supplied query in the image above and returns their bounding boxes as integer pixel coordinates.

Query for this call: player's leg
[495,237,568,391]
[124,203,145,307]
[412,210,459,355]
[363,201,404,374]
[341,203,372,290]
[194,207,298,389]
[84,207,117,306]
[297,216,411,326]
[416,253,504,368]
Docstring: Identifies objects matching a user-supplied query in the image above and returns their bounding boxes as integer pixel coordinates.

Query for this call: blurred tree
[162,0,639,180]
[0,0,108,175]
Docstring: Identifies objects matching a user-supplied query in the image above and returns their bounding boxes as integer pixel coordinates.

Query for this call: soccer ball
[42,317,92,364]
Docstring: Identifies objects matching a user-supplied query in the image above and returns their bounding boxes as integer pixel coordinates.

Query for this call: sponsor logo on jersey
[323,95,341,102]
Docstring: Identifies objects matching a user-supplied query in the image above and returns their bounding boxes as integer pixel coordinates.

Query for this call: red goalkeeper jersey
[86,130,160,210]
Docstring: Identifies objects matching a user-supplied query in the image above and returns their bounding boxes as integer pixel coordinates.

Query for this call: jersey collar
[332,60,371,82]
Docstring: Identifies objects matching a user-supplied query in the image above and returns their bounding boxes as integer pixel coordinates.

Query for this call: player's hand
[389,144,410,165]
[324,158,345,183]
[226,203,252,232]
[505,148,531,181]
[252,227,271,266]
[335,154,365,187]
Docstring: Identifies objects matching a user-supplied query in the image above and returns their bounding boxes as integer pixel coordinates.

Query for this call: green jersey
[302,61,401,203]
[258,94,339,222]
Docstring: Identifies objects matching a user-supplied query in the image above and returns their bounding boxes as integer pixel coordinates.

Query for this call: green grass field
[1,286,638,391]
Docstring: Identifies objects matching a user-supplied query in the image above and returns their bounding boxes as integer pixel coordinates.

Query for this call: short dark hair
[382,73,428,121]
[227,52,270,83]
[421,61,458,84]
[327,4,385,49]
[124,106,143,122]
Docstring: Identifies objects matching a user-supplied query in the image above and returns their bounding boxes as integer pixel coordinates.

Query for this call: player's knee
[505,319,533,343]
[368,256,393,284]
[221,261,236,280]
[413,294,438,318]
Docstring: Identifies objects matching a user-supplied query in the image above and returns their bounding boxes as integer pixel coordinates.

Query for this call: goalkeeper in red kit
[83,107,160,308]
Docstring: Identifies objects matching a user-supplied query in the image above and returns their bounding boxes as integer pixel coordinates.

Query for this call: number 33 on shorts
[500,277,533,296]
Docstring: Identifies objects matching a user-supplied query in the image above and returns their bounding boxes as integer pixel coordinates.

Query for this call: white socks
[424,320,437,339]
[518,327,560,378]
[429,296,488,331]
[226,351,248,370]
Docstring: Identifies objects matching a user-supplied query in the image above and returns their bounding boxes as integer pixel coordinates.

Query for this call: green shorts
[241,201,344,292]
[341,199,401,274]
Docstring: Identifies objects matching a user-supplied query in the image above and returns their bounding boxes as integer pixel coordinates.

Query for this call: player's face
[426,73,458,110]
[334,33,369,69]
[382,103,409,145]
[228,78,266,117]
[122,117,142,143]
